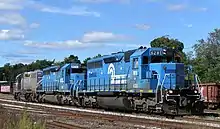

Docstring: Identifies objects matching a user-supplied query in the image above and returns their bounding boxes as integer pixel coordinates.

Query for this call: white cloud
[24,39,140,50]
[24,40,93,49]
[184,24,192,28]
[0,0,24,10]
[0,49,42,65]
[106,43,145,48]
[167,4,186,11]
[29,23,40,29]
[145,0,161,3]
[0,0,100,43]
[42,6,100,17]
[134,24,151,30]
[29,1,100,17]
[17,50,39,55]
[0,13,26,26]
[1,51,34,65]
[75,0,130,4]
[167,4,207,12]
[76,0,111,3]
[0,29,24,40]
[2,53,29,58]
[10,58,35,65]
[81,31,129,43]
[195,7,207,12]
[24,31,134,50]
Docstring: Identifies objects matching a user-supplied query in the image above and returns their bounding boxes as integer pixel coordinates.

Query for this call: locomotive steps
[0,98,220,129]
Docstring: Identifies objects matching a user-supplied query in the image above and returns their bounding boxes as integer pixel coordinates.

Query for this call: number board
[150,50,162,56]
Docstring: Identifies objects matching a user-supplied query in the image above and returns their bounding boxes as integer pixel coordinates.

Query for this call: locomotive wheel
[37,94,42,103]
[57,95,64,105]
[14,93,18,100]
[73,98,81,107]
[64,98,69,105]
[142,103,148,112]
[31,94,36,102]
[17,93,21,101]
[191,101,205,115]
[14,93,21,101]
[26,94,32,102]
[28,94,33,102]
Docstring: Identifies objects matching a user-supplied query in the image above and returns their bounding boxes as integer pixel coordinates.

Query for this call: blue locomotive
[35,63,86,105]
[14,47,204,116]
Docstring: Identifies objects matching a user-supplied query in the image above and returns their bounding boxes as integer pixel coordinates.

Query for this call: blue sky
[0,0,219,66]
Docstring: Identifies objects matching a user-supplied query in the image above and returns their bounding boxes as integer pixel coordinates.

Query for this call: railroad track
[54,110,220,129]
[1,98,220,129]
[1,93,220,117]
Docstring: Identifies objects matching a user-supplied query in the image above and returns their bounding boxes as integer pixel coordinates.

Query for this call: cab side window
[133,58,138,69]
[143,56,148,64]
[66,69,70,75]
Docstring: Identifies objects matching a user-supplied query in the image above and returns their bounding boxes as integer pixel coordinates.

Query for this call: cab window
[66,69,70,75]
[151,56,162,63]
[133,58,139,69]
[143,56,148,64]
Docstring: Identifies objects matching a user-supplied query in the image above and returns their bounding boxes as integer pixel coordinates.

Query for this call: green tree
[64,55,81,64]
[0,59,55,81]
[2,63,12,81]
[83,57,91,65]
[93,54,102,59]
[150,36,186,62]
[150,36,184,52]
[82,54,102,65]
[193,28,220,83]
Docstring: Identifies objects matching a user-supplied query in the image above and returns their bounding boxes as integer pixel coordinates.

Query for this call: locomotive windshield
[149,48,181,63]
[71,68,86,73]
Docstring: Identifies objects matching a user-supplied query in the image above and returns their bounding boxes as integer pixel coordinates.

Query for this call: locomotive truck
[14,47,205,116]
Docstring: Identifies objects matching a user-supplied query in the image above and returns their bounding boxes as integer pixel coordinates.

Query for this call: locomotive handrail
[70,80,84,96]
[69,80,75,94]
[160,74,170,103]
[155,74,160,103]
[195,74,201,89]
[126,66,131,81]
[195,74,202,97]
[75,80,82,97]
[157,73,176,103]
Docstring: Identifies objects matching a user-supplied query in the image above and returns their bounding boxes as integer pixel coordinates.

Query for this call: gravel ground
[0,93,220,129]
[0,93,14,99]
[0,103,163,129]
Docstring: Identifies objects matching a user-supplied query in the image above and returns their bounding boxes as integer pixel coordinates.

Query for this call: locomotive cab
[129,47,204,115]
[69,63,87,91]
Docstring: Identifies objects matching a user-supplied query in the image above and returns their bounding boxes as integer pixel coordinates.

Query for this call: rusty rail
[47,121,88,129]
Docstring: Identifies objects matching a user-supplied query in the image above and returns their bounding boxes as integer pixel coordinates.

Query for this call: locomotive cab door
[130,57,140,90]
[65,68,70,83]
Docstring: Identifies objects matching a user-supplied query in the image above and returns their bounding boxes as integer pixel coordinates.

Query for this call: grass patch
[0,107,46,129]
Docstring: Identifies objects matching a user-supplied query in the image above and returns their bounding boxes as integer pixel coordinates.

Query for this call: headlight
[168,90,173,94]
[194,90,198,93]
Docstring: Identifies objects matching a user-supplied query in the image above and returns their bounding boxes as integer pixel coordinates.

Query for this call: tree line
[0,54,101,82]
[1,28,220,83]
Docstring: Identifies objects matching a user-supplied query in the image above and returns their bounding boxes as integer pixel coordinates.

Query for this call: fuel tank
[97,96,132,111]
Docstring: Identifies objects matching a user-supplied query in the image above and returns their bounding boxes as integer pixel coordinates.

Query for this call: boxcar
[200,83,220,109]
[0,81,13,94]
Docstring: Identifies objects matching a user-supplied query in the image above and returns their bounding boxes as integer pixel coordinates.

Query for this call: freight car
[14,47,205,116]
[200,83,220,110]
[0,81,13,94]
